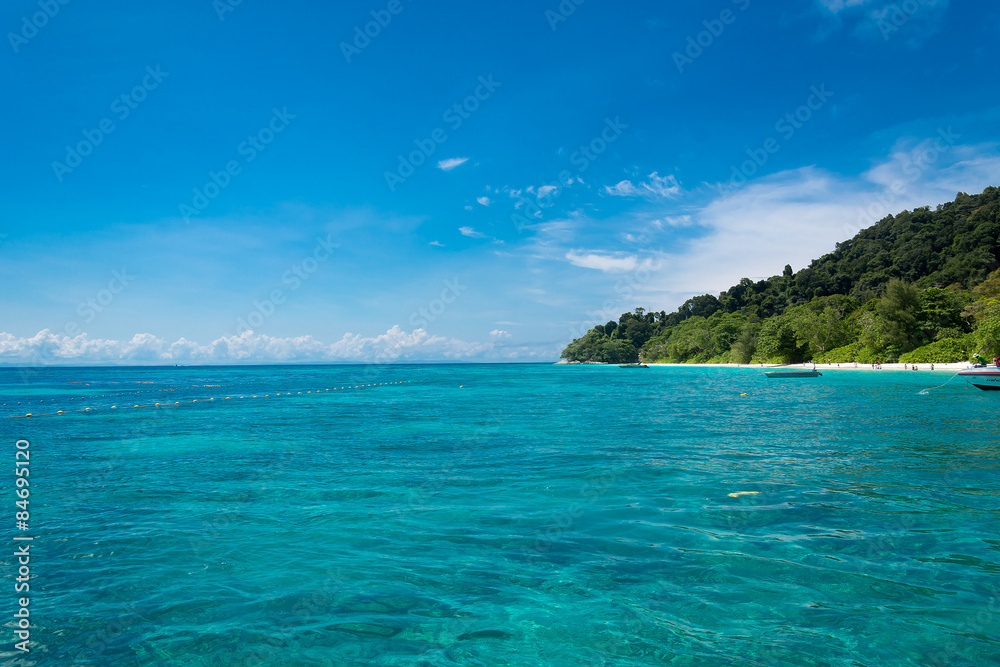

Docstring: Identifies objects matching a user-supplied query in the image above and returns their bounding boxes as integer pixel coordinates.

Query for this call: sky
[2,0,999,364]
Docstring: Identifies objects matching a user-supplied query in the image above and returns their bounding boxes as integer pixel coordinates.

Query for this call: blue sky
[2,0,999,363]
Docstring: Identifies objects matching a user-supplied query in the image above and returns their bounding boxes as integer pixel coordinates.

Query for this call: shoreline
[556,360,971,371]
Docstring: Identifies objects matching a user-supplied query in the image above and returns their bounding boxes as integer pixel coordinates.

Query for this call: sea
[0,363,997,666]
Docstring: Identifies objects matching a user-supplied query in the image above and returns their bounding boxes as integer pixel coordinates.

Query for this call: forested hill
[561,186,1000,365]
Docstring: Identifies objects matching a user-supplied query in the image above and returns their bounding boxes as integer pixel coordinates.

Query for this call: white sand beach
[643,362,970,371]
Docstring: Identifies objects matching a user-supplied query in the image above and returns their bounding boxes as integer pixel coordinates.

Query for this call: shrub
[898,335,975,363]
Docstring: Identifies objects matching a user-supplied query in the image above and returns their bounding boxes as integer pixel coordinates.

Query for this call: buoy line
[4,380,290,407]
[2,381,412,419]
[1,380,405,409]
[3,380,292,405]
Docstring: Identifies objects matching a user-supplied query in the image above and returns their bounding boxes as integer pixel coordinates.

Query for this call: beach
[559,360,972,371]
[646,361,971,371]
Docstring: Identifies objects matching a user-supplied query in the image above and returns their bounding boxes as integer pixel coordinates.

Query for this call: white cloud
[565,251,660,273]
[429,240,444,247]
[663,215,694,227]
[437,157,469,171]
[817,0,871,13]
[459,226,485,238]
[0,327,537,364]
[604,172,681,199]
[477,196,492,207]
[536,185,558,198]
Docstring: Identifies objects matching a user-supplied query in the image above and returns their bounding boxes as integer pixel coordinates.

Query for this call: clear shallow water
[1,363,998,666]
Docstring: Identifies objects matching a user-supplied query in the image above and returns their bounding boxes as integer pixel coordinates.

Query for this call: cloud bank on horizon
[1,0,997,364]
[0,327,554,365]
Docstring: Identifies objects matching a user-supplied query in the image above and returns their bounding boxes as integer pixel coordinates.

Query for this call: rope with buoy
[2,381,412,419]
[917,371,961,395]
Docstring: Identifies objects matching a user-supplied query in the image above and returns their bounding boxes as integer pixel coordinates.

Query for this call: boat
[957,364,1000,390]
[764,369,822,378]
[618,363,649,368]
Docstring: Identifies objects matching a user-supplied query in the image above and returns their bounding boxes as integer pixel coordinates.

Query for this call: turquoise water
[1,364,998,666]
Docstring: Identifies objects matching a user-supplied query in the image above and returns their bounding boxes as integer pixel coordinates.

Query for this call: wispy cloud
[437,157,469,171]
[565,250,659,273]
[459,226,485,238]
[477,196,492,207]
[429,240,444,247]
[489,329,511,338]
[604,172,681,199]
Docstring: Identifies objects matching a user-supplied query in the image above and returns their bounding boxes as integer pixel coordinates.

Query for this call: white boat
[957,365,1000,390]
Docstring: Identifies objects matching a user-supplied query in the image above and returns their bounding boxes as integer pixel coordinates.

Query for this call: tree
[731,320,760,363]
[599,339,638,364]
[753,315,802,363]
[877,279,921,355]
[917,286,969,342]
[680,294,722,320]
[788,296,859,358]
